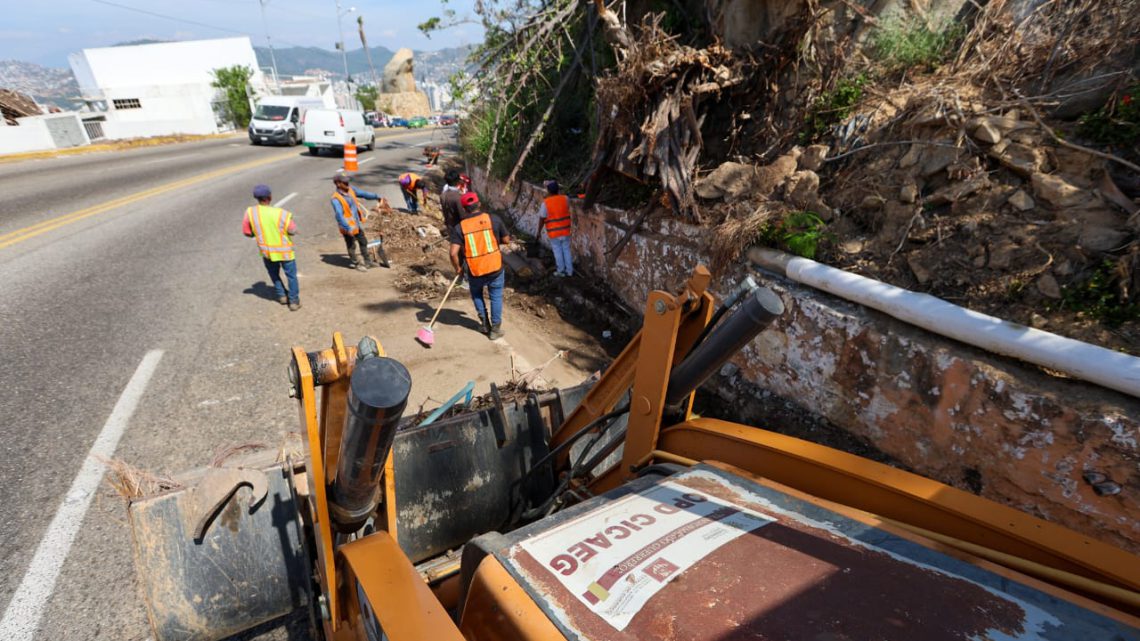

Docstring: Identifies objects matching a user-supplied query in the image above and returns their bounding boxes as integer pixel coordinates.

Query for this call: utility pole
[334,0,356,108]
[257,0,280,92]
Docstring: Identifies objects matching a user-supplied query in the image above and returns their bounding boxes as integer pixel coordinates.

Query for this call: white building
[68,37,269,139]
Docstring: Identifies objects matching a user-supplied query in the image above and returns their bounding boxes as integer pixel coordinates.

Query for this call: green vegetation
[1078,85,1140,146]
[757,211,831,260]
[869,18,964,74]
[801,75,867,143]
[355,85,378,111]
[1059,260,1139,326]
[210,65,253,128]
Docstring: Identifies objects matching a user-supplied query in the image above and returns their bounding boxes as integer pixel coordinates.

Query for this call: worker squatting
[242,169,578,334]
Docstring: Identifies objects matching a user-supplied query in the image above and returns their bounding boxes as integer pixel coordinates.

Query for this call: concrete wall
[99,83,225,138]
[473,169,1140,554]
[0,117,56,154]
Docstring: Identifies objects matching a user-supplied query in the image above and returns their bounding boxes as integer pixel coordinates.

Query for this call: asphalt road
[0,127,469,640]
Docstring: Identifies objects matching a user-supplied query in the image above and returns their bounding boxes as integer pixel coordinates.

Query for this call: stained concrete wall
[473,168,1140,554]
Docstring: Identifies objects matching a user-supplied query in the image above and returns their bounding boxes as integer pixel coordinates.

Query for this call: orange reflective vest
[400,173,422,193]
[460,213,502,277]
[331,188,365,236]
[246,205,294,261]
[543,195,571,239]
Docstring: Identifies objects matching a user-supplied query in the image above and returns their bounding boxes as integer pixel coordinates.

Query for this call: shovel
[416,273,462,347]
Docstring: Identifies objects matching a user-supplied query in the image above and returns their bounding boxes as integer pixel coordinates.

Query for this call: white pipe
[748,247,1140,399]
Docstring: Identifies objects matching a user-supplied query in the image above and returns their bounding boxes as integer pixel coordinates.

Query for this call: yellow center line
[0,152,294,251]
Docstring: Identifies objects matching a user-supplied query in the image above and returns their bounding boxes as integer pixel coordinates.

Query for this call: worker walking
[450,192,513,339]
[538,180,574,277]
[399,172,428,214]
[243,184,301,311]
[331,173,382,272]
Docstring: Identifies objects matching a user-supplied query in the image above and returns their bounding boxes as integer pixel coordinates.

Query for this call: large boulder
[695,162,757,200]
[381,48,418,93]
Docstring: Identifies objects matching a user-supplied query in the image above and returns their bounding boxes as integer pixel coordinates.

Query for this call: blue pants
[551,236,573,275]
[402,190,419,213]
[468,270,505,325]
[263,257,299,303]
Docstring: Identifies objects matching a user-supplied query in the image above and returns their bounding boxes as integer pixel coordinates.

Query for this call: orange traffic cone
[343,142,358,172]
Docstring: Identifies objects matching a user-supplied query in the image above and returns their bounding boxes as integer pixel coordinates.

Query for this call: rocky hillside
[0,60,80,109]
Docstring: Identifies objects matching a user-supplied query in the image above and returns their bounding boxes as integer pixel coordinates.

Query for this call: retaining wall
[473,168,1140,554]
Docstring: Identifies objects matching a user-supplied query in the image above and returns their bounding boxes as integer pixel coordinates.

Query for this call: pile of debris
[0,89,41,125]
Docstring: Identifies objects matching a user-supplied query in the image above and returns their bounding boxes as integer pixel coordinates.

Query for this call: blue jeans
[468,270,505,325]
[263,257,299,303]
[550,236,573,275]
[402,190,419,213]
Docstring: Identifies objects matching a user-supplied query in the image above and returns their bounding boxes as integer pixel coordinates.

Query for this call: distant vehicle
[249,96,325,146]
[390,117,408,128]
[406,116,428,129]
[301,109,375,156]
[439,115,457,126]
[364,111,382,127]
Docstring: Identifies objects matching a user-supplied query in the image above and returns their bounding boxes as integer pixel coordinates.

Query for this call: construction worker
[440,170,464,229]
[398,172,428,214]
[450,192,513,339]
[331,173,382,272]
[538,180,574,277]
[243,184,300,311]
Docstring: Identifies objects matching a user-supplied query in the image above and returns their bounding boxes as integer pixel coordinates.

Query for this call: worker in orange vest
[331,173,383,271]
[449,192,513,339]
[398,172,428,214]
[243,184,301,311]
[538,180,573,277]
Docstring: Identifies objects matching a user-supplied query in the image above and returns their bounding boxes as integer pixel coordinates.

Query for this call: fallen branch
[606,199,656,267]
[823,140,966,164]
[1014,90,1140,174]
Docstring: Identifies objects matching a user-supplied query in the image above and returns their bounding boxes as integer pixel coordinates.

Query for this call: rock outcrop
[375,48,431,118]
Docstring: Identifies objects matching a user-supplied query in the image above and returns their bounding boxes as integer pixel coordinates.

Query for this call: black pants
[343,230,371,266]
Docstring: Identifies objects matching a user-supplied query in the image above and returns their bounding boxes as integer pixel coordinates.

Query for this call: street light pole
[334,0,356,108]
[258,0,280,92]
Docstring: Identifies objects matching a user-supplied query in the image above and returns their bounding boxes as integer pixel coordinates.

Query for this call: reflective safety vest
[543,195,571,239]
[399,173,421,192]
[246,205,294,261]
[331,188,365,236]
[460,213,502,277]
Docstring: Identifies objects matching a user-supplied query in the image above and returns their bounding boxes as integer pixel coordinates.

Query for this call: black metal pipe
[329,356,412,532]
[664,287,784,406]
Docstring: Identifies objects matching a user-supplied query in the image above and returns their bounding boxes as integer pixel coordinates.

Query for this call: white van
[301,109,375,156]
[249,96,324,146]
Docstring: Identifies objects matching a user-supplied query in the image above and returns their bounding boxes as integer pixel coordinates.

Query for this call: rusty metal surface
[498,465,1140,641]
[129,463,308,641]
[189,468,269,539]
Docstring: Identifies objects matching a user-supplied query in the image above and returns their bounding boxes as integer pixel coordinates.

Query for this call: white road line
[358,156,375,165]
[0,349,164,641]
[274,192,297,207]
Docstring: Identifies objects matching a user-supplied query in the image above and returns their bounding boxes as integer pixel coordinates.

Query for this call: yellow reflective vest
[246,205,295,261]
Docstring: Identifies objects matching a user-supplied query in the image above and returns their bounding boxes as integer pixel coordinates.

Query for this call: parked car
[249,96,325,146]
[406,116,428,129]
[301,109,375,155]
[390,117,408,128]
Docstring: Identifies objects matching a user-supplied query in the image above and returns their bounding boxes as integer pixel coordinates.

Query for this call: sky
[1,0,483,67]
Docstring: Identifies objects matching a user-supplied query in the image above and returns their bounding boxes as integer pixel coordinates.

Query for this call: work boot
[288,301,301,311]
[355,263,368,272]
[480,314,491,335]
[488,323,503,340]
[277,296,288,305]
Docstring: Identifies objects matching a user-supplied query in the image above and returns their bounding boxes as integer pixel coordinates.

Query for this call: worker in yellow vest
[331,174,383,271]
[538,180,573,277]
[399,172,428,214]
[449,192,513,339]
[243,184,300,311]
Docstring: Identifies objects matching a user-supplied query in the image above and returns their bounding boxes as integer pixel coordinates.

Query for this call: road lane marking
[0,350,164,641]
[0,152,293,250]
[358,156,375,165]
[274,192,297,207]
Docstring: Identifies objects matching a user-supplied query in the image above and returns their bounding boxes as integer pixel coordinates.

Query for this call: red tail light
[301,111,306,124]
[339,114,344,126]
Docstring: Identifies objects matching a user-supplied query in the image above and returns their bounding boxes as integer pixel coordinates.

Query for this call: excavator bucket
[127,459,311,641]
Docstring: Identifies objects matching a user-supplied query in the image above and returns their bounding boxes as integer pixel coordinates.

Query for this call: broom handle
[427,273,462,329]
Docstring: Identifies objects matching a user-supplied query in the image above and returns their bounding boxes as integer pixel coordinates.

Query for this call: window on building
[113,98,142,110]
